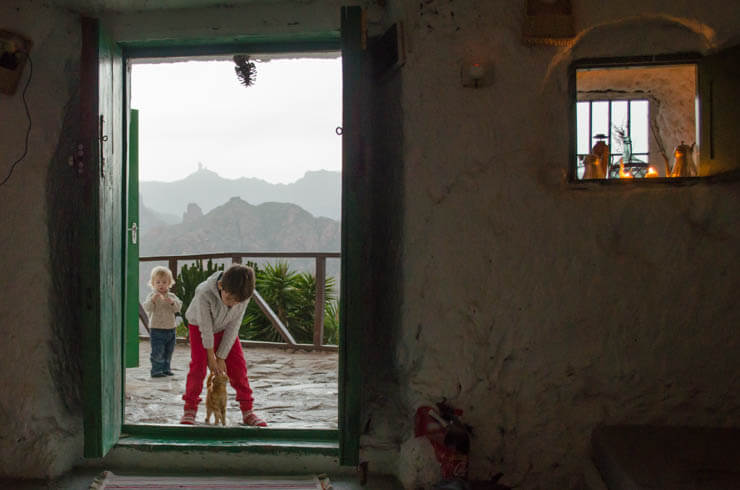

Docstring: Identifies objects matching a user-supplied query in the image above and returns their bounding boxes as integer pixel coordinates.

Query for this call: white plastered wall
[387,1,740,488]
[0,1,84,478]
[1,0,740,487]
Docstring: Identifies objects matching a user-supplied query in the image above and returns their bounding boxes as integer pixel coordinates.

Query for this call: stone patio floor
[125,339,338,428]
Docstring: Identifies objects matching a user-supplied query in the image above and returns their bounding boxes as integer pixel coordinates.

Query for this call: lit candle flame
[618,161,633,179]
[646,166,658,177]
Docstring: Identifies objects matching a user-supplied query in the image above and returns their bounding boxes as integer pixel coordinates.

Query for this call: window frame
[568,52,703,183]
[576,98,651,179]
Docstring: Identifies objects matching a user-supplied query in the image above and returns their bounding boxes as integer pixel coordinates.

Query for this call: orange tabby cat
[205,371,228,425]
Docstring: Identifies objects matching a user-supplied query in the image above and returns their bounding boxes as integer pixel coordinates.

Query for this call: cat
[205,371,229,425]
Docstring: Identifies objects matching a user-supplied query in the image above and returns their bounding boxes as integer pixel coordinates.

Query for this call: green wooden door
[699,44,740,176]
[339,5,366,466]
[125,109,140,368]
[80,17,125,458]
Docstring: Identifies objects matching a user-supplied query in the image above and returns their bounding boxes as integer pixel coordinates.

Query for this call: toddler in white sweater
[142,266,182,378]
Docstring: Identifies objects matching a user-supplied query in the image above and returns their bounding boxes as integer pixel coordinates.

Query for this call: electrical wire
[0,52,33,188]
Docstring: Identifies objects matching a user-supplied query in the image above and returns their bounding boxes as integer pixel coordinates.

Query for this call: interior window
[577,99,651,178]
[573,62,698,180]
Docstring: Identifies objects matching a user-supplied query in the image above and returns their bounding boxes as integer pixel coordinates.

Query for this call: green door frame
[125,108,139,368]
[82,13,363,465]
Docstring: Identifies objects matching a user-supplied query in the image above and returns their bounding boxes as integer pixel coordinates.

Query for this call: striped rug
[90,471,329,489]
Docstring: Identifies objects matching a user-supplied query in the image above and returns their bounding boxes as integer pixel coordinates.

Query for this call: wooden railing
[139,252,340,352]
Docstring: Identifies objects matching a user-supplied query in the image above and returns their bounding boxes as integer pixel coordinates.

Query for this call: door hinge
[98,114,109,178]
[69,143,85,175]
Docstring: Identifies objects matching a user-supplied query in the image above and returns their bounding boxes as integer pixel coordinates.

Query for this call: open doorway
[125,53,342,429]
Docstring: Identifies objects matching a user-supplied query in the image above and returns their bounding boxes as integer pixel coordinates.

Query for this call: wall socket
[0,29,33,96]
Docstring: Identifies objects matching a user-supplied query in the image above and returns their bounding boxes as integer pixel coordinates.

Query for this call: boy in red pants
[180,263,267,426]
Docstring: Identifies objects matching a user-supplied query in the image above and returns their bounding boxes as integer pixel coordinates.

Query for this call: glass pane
[591,101,609,149]
[630,100,649,154]
[577,102,590,155]
[634,153,649,164]
[610,100,629,155]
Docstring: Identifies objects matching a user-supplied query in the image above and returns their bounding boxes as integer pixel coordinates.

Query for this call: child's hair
[220,264,255,302]
[149,265,175,289]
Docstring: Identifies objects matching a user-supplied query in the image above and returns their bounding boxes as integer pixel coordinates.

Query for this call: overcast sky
[130,56,342,184]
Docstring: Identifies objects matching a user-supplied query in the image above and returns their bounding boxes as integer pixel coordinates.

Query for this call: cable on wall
[0,52,33,188]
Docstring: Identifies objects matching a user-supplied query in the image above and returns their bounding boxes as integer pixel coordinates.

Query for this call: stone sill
[570,170,740,187]
[118,424,339,456]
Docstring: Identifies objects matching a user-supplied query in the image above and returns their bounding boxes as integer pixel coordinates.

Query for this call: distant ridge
[140,197,340,256]
[139,195,180,229]
[140,168,341,221]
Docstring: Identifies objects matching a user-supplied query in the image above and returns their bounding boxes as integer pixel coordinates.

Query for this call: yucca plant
[240,261,338,345]
[240,261,299,342]
[291,272,337,344]
[322,299,340,345]
[259,261,300,323]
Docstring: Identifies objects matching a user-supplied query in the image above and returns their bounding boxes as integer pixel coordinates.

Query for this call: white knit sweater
[142,291,182,330]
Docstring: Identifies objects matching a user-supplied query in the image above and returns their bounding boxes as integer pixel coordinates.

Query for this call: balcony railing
[139,252,340,352]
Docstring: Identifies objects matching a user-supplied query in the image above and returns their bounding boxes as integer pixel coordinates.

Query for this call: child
[180,263,267,426]
[142,266,183,378]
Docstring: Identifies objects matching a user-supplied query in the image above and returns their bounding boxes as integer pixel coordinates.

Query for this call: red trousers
[182,324,254,411]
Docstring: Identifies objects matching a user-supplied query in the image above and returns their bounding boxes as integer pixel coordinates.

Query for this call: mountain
[139,195,180,229]
[140,168,341,221]
[140,197,340,256]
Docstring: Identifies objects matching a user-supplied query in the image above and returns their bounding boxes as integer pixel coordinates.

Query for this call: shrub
[240,261,338,345]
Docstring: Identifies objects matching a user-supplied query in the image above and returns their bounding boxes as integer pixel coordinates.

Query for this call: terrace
[125,339,338,428]
[127,252,340,428]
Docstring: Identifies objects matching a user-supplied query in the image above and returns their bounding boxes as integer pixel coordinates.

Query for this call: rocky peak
[182,202,203,224]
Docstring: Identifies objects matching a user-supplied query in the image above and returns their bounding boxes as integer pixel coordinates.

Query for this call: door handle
[128,222,137,245]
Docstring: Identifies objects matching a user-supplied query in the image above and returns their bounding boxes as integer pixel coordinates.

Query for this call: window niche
[572,46,740,182]
[573,60,699,181]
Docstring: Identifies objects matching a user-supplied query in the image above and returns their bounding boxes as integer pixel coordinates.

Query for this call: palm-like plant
[240,261,299,343]
[322,299,340,345]
[290,272,337,344]
[240,261,339,345]
[259,261,300,323]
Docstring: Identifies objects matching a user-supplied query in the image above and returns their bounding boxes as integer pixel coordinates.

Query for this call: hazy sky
[130,56,342,184]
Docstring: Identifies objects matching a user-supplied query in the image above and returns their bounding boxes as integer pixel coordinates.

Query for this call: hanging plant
[233,54,256,87]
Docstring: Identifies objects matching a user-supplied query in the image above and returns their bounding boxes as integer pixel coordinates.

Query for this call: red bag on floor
[415,405,470,480]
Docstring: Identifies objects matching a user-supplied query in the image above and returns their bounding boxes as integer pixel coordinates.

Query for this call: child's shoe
[241,410,267,427]
[180,408,197,425]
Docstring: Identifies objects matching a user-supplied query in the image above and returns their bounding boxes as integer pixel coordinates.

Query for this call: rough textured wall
[381,1,740,488]
[0,0,384,480]
[578,65,696,177]
[2,0,739,486]
[0,1,84,478]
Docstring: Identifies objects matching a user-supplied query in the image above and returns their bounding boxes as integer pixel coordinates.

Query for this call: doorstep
[117,424,339,456]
